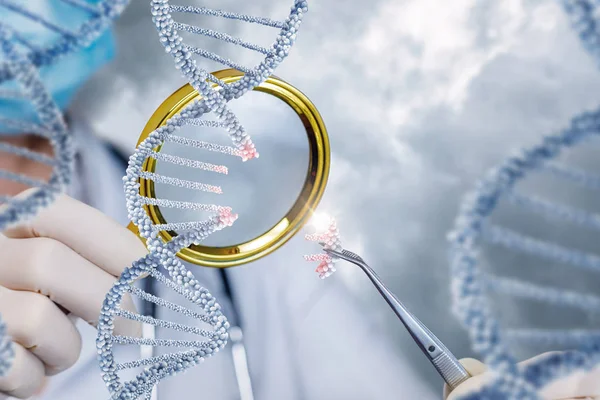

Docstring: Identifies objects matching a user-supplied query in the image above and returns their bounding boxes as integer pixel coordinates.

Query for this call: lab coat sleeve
[230,240,438,400]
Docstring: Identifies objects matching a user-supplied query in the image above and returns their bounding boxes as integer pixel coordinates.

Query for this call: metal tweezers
[322,246,471,391]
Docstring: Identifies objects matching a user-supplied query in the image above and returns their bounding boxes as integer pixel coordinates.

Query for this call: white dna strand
[0,0,130,84]
[97,224,232,400]
[96,2,309,398]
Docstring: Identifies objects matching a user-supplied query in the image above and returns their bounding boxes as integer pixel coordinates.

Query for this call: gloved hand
[0,191,147,399]
[444,352,600,400]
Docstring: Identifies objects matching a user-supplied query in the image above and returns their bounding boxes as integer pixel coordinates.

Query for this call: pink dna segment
[217,207,238,227]
[239,141,259,162]
[304,216,341,279]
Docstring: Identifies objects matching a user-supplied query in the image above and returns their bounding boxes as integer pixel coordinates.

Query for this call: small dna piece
[304,215,341,279]
[97,1,309,398]
[123,101,240,247]
[0,0,131,230]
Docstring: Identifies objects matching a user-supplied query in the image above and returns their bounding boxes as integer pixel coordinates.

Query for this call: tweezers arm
[356,261,470,391]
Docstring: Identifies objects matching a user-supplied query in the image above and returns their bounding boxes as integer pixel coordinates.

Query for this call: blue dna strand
[447,2,600,398]
[97,2,308,398]
[0,22,73,231]
[0,0,129,84]
[449,110,600,399]
[0,0,131,230]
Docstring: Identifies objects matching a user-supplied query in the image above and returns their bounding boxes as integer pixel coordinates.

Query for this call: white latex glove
[444,353,600,400]
[0,192,147,399]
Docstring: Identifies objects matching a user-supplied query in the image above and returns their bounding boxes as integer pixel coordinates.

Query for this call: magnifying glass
[117,69,329,400]
[127,68,330,267]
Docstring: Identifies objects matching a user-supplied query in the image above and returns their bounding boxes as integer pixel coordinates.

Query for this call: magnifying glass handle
[127,221,140,237]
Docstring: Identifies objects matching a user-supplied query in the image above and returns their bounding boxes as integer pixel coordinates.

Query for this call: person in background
[0,4,598,400]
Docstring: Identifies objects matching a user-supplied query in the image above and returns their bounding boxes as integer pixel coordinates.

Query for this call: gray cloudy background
[73,0,600,394]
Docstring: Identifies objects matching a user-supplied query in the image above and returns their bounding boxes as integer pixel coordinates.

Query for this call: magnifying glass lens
[154,90,310,247]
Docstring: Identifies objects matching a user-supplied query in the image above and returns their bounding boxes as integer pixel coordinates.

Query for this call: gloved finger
[0,342,45,399]
[0,235,141,337]
[559,398,600,400]
[459,358,488,376]
[3,191,148,277]
[0,286,81,375]
[443,358,487,399]
[444,358,488,400]
[524,352,600,400]
[556,398,600,400]
[446,353,600,400]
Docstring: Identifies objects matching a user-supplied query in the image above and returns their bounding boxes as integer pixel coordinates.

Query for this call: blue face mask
[0,1,116,135]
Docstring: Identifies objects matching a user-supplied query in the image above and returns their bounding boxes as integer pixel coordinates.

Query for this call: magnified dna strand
[0,23,73,231]
[0,0,130,84]
[449,108,600,398]
[304,215,341,279]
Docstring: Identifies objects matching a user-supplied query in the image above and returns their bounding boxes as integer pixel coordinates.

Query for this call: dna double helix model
[448,1,600,398]
[0,0,131,379]
[96,1,308,398]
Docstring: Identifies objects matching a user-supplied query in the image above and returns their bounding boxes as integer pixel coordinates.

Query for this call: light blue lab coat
[33,119,437,400]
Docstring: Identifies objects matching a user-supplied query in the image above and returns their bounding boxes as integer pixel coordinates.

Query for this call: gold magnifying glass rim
[130,68,330,268]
